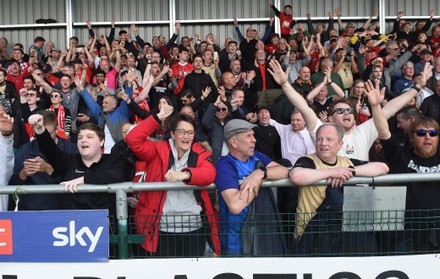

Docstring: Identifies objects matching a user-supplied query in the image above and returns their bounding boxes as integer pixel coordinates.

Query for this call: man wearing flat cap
[215,119,288,255]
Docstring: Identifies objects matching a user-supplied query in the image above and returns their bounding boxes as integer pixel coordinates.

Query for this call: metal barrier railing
[2,173,440,258]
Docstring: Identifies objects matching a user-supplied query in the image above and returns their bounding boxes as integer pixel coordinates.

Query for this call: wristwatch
[411,85,421,93]
[259,166,268,180]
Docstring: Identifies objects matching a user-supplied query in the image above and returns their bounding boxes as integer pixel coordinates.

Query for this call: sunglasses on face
[217,107,227,112]
[27,93,37,97]
[414,129,439,137]
[50,94,60,99]
[331,108,355,116]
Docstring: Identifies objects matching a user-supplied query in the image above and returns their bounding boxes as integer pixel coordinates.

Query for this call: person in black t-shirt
[369,73,440,254]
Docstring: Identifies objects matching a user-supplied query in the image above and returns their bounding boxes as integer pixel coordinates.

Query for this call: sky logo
[0,219,13,255]
[0,210,108,262]
[52,221,104,253]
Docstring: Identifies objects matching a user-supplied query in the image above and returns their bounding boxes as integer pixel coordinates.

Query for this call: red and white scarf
[49,105,66,132]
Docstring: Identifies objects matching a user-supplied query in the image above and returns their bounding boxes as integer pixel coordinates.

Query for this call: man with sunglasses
[18,87,46,139]
[48,91,71,138]
[201,94,232,165]
[371,79,440,253]
[268,59,433,161]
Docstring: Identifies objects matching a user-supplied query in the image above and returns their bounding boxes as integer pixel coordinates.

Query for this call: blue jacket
[80,87,130,143]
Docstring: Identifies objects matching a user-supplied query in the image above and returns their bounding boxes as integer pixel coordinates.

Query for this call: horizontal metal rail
[1,173,440,195]
[2,172,439,259]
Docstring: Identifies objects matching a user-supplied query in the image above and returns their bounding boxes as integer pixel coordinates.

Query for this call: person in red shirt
[265,33,280,55]
[6,60,28,93]
[429,25,440,56]
[170,46,194,105]
[268,0,296,40]
[40,64,59,87]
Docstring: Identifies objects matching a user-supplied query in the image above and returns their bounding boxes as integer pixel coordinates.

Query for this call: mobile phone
[213,51,219,61]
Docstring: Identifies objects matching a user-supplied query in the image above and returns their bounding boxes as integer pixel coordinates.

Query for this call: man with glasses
[18,87,48,138]
[371,79,440,253]
[392,61,415,96]
[9,110,77,210]
[269,59,432,161]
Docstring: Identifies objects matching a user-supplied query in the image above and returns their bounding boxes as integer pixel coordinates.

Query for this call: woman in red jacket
[126,104,220,257]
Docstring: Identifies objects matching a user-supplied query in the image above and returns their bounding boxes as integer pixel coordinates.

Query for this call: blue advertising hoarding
[0,210,109,262]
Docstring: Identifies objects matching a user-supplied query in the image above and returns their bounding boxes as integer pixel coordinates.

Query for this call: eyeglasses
[217,108,227,112]
[50,94,60,99]
[331,108,355,115]
[175,129,195,136]
[414,129,439,137]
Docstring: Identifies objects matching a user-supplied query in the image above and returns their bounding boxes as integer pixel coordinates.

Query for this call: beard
[414,144,438,158]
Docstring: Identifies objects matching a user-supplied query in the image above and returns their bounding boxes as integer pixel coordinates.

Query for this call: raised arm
[268,59,318,132]
[102,32,112,55]
[152,64,170,87]
[233,18,245,42]
[83,42,96,69]
[125,104,173,162]
[134,73,154,103]
[325,68,345,100]
[89,32,98,60]
[86,19,95,38]
[114,49,122,73]
[31,71,53,94]
[268,0,281,17]
[335,7,343,32]
[306,80,326,104]
[55,51,67,73]
[306,12,316,34]
[382,62,433,119]
[365,79,391,140]
[28,114,73,175]
[362,9,377,30]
